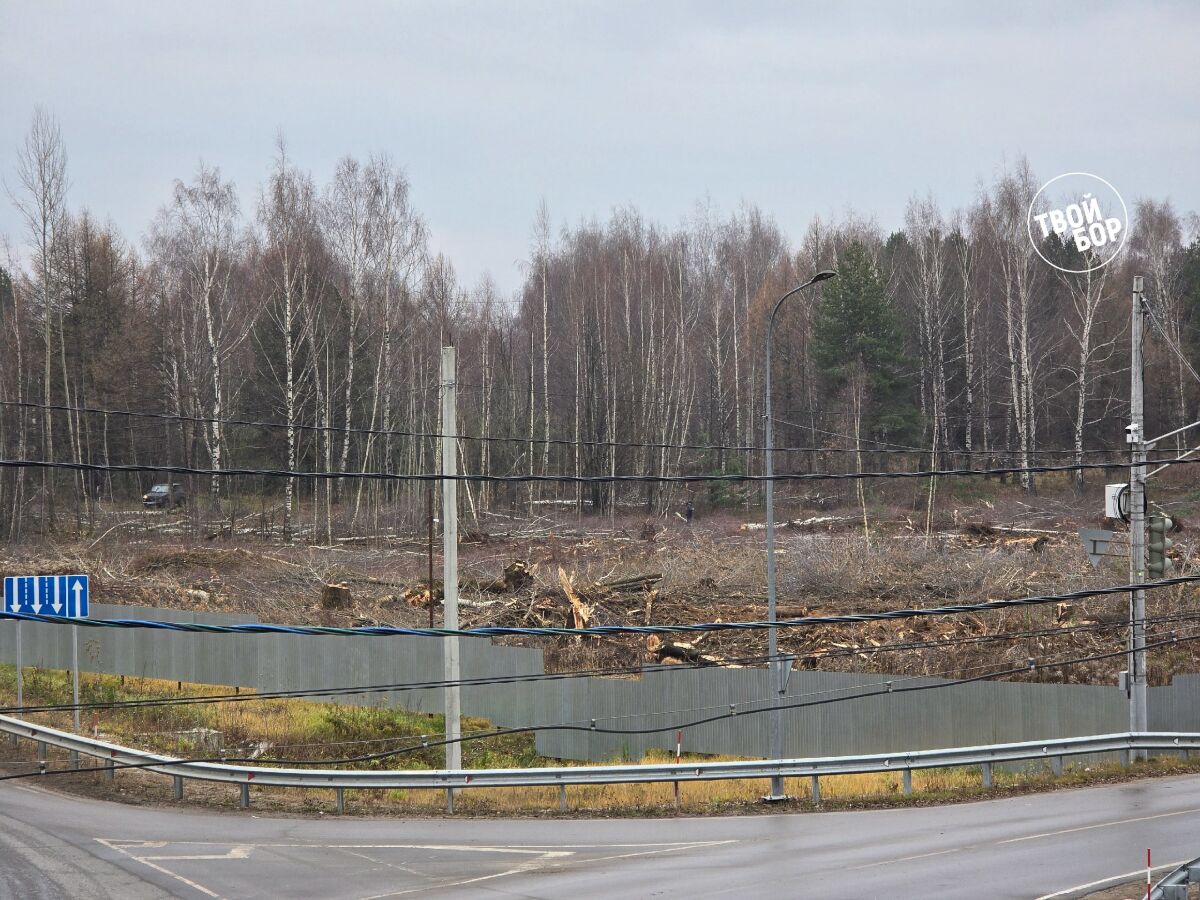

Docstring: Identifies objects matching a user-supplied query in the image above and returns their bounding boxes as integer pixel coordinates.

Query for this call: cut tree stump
[558,567,592,631]
[321,582,353,610]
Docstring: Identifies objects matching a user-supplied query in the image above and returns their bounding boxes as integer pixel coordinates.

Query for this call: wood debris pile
[417,560,666,633]
[956,523,1057,552]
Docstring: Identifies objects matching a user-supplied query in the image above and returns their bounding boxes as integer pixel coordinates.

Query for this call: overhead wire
[1143,298,1200,389]
[8,610,1198,719]
[0,399,1134,458]
[3,454,1200,488]
[219,626,1200,764]
[5,629,1198,779]
[5,575,1200,640]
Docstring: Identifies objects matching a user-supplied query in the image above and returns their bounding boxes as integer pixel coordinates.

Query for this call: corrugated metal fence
[3,603,1197,761]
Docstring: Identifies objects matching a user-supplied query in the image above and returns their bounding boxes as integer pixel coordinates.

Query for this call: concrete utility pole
[441,347,462,784]
[1129,276,1149,743]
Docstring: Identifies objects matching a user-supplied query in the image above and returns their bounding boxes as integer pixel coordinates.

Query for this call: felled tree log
[598,572,663,592]
[739,515,854,531]
[646,635,737,667]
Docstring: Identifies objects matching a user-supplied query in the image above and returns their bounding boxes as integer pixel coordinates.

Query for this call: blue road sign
[3,575,89,617]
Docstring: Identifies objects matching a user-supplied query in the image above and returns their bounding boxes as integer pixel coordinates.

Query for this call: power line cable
[4,576,1199,640]
[1143,298,1200,388]
[5,629,1196,779]
[0,399,1132,458]
[3,454,1199,488]
[10,609,1196,718]
[236,627,1200,765]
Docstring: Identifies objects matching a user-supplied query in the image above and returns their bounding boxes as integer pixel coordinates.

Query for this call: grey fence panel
[532,668,1129,762]
[1151,675,1200,734]
[349,635,389,710]
[0,604,1159,763]
[459,640,542,730]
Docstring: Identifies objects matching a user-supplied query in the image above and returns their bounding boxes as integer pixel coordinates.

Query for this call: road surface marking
[854,807,1200,871]
[853,847,964,869]
[1034,860,1184,900]
[574,844,735,865]
[96,838,223,898]
[145,847,252,861]
[355,850,574,899]
[518,841,736,849]
[320,843,555,854]
[997,806,1200,844]
[101,839,563,854]
[98,838,588,900]
[332,846,444,880]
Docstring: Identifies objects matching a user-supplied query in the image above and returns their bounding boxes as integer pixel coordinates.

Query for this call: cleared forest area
[5,471,1200,687]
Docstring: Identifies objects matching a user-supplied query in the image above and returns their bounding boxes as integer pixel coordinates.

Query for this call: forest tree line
[2,109,1200,540]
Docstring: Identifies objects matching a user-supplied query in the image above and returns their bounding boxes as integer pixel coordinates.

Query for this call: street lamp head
[807,270,837,285]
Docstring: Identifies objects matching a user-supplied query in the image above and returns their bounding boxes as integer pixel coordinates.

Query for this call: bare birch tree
[150,165,245,507]
[11,108,69,527]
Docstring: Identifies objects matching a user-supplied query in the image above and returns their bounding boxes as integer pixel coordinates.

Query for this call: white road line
[355,850,574,899]
[100,840,560,855]
[1033,861,1184,900]
[332,846,435,880]
[570,844,734,865]
[143,847,252,861]
[95,838,223,899]
[516,841,736,849]
[997,806,1200,844]
[325,844,551,854]
[853,847,963,870]
[853,806,1200,872]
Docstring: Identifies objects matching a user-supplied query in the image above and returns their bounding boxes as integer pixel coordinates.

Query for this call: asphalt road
[2,776,1199,899]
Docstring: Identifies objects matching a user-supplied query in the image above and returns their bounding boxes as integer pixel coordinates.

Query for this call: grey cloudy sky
[2,1,1198,294]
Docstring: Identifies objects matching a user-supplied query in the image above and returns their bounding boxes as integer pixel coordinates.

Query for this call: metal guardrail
[1152,855,1200,900]
[3,713,1200,811]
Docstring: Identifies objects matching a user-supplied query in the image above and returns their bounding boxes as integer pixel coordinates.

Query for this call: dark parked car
[142,483,187,509]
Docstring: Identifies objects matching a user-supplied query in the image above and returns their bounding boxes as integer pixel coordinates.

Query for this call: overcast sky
[2,1,1198,295]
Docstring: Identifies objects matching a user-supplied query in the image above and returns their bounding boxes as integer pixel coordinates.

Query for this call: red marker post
[673,731,682,810]
[1146,848,1151,900]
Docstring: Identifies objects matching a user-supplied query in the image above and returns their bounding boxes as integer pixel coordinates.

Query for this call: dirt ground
[4,474,1200,686]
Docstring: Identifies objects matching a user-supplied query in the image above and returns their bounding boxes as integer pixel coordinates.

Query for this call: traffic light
[1147,515,1174,578]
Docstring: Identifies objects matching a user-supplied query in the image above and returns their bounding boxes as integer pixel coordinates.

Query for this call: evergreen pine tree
[811,240,919,441]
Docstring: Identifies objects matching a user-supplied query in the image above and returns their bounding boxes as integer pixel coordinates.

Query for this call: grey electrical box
[1105,483,1127,520]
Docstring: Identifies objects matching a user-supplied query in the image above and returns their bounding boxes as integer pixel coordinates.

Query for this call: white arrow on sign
[71,579,83,613]
[52,576,63,615]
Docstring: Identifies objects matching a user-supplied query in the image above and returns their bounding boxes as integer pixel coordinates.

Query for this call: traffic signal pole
[1129,276,1149,745]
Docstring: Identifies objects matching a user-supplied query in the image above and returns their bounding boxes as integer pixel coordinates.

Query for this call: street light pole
[764,269,836,800]
[1129,276,1149,750]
